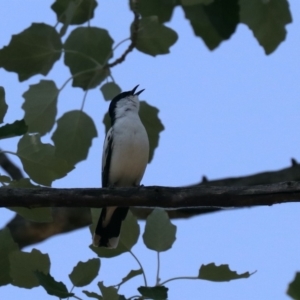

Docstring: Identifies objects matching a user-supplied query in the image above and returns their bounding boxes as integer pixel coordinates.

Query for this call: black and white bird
[93,85,149,248]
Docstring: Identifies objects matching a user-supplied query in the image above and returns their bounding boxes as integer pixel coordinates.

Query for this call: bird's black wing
[102,127,113,187]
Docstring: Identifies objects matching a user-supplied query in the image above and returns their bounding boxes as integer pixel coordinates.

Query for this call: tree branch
[1,157,300,248]
[106,2,140,68]
[1,181,300,208]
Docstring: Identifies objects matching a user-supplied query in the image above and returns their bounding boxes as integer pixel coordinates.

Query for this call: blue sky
[1,1,300,299]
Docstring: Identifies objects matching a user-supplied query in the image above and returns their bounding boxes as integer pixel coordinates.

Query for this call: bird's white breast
[109,113,149,187]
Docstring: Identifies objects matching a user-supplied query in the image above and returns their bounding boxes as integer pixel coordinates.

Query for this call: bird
[93,85,149,248]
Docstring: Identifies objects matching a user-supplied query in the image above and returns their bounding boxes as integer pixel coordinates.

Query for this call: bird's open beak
[132,85,145,96]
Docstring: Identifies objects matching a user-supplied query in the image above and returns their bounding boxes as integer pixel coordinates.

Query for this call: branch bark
[1,181,300,208]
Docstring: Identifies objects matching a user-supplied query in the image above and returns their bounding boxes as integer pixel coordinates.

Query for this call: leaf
[0,119,28,140]
[64,27,113,89]
[0,228,19,286]
[52,110,98,166]
[58,0,78,37]
[17,134,73,186]
[69,258,100,287]
[9,178,39,188]
[98,282,119,300]
[139,101,164,163]
[138,286,168,300]
[287,272,300,300]
[35,271,74,298]
[52,0,98,25]
[143,209,176,252]
[103,101,164,163]
[182,0,239,50]
[100,82,121,101]
[22,80,58,135]
[0,23,62,81]
[82,290,103,299]
[135,16,178,56]
[90,210,140,258]
[9,249,50,288]
[0,87,8,123]
[198,263,253,282]
[133,0,177,23]
[120,269,143,285]
[0,175,11,183]
[240,0,292,55]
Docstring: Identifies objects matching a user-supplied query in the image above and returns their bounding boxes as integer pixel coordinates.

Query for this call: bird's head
[108,85,144,124]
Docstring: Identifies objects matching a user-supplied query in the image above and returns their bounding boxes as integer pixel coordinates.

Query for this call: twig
[107,3,140,68]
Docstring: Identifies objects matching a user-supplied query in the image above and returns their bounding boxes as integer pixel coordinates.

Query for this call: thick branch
[1,181,300,208]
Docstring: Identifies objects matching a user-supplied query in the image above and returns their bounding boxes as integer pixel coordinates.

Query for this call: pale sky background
[1,1,300,299]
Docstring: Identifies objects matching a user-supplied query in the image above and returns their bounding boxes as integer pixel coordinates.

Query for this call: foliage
[0,0,292,185]
[0,209,254,299]
[0,0,296,298]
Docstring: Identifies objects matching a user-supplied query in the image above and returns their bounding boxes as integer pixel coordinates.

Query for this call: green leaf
[0,87,8,123]
[9,249,50,288]
[100,82,122,101]
[35,271,74,298]
[82,290,103,299]
[143,209,176,252]
[90,210,140,258]
[135,16,178,56]
[139,101,164,163]
[8,178,39,188]
[240,0,292,55]
[0,228,19,286]
[0,119,28,140]
[0,175,11,183]
[64,27,113,89]
[287,272,300,300]
[69,258,100,287]
[22,80,58,135]
[52,110,98,166]
[198,263,253,282]
[120,269,143,285]
[138,286,168,300]
[133,0,177,23]
[17,134,73,186]
[0,23,62,81]
[182,0,239,50]
[98,282,119,300]
[103,101,164,163]
[52,0,98,25]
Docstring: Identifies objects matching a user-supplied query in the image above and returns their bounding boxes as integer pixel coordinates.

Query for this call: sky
[1,1,300,299]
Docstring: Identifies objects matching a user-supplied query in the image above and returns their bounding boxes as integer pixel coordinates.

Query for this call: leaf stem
[72,295,83,300]
[160,276,199,286]
[156,251,160,285]
[0,150,18,157]
[81,89,89,111]
[112,38,131,51]
[128,248,148,287]
[67,285,75,300]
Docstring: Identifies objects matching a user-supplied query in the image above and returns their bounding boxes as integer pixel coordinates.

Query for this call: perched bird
[93,85,149,248]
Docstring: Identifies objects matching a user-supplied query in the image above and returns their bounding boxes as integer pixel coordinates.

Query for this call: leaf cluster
[0,209,254,299]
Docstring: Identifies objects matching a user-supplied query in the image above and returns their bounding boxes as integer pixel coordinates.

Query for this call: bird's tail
[93,207,129,248]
